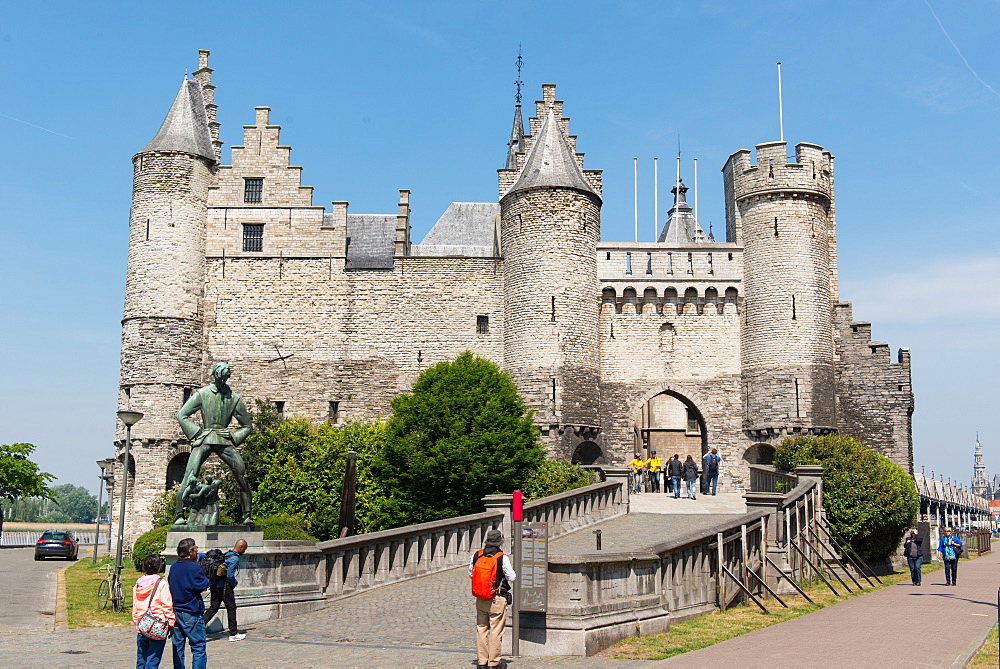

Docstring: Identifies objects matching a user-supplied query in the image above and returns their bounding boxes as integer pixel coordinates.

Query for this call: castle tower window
[646,252,653,275]
[686,408,700,434]
[625,252,632,275]
[683,287,699,313]
[243,224,264,252]
[687,253,694,275]
[659,322,675,352]
[705,287,718,307]
[244,178,263,204]
[476,315,489,334]
[328,401,340,423]
[274,401,285,419]
[664,287,678,309]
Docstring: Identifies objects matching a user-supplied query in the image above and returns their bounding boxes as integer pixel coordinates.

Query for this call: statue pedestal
[165,525,264,553]
[162,527,326,630]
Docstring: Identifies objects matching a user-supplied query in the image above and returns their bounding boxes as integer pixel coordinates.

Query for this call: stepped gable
[345,214,396,270]
[140,78,215,161]
[506,111,597,198]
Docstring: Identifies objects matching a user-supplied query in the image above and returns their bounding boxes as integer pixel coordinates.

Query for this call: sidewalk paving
[654,547,1000,668]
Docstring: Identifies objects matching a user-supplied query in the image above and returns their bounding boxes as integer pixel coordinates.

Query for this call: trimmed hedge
[130,514,317,570]
[774,434,918,561]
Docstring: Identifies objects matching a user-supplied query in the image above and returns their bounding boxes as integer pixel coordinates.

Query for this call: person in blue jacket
[203,539,248,642]
[167,538,210,669]
[937,527,963,586]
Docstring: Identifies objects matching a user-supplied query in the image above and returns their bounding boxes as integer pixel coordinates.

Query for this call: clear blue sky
[2,1,997,497]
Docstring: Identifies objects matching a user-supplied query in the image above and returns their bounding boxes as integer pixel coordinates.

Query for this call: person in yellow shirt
[627,453,646,494]
[645,450,663,493]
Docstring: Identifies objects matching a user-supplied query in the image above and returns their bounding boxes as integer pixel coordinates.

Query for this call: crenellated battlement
[724,141,834,206]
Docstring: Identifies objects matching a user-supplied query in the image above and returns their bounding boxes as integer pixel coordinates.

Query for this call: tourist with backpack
[167,538,210,669]
[667,454,684,498]
[470,529,516,669]
[133,554,174,668]
[702,448,722,495]
[202,539,248,641]
[681,455,699,499]
[937,527,963,586]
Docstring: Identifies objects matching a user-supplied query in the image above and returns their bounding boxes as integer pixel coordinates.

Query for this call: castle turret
[116,54,217,539]
[498,85,602,458]
[723,142,837,439]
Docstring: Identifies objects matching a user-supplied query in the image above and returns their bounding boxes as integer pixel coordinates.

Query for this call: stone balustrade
[316,478,628,603]
[748,464,797,494]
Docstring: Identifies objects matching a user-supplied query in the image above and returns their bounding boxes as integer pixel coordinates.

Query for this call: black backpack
[200,549,226,585]
[708,455,719,472]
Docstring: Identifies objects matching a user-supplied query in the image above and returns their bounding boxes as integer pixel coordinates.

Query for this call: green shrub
[521,460,596,500]
[131,525,169,571]
[774,434,918,561]
[258,513,318,541]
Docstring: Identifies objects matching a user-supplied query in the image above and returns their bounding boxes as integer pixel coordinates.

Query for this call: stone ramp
[629,491,747,515]
[653,545,1000,668]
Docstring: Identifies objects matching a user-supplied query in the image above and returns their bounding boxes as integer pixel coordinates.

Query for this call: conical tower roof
[505,112,596,198]
[140,78,215,161]
[505,104,525,170]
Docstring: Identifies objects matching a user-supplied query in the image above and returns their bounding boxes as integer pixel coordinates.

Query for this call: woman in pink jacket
[132,554,175,668]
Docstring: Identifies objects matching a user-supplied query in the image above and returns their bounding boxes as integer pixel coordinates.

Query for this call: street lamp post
[94,458,114,564]
[114,410,143,576]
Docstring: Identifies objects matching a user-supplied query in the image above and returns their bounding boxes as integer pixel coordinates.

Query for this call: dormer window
[244,178,263,204]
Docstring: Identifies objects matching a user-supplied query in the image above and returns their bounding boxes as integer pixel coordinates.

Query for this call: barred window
[243,224,264,252]
[476,315,489,334]
[244,178,263,204]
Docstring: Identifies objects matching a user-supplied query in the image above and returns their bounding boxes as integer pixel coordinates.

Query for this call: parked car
[34,531,79,560]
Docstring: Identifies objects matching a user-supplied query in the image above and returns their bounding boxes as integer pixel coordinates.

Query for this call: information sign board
[519,522,547,612]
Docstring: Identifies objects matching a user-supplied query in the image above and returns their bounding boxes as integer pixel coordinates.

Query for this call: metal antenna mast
[515,43,524,104]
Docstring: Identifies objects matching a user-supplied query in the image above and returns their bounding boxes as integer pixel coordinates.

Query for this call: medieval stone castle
[112,51,914,538]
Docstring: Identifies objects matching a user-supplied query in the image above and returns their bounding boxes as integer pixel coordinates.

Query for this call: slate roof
[505,112,597,198]
[658,179,709,244]
[140,79,215,161]
[505,105,525,170]
[421,203,498,246]
[345,214,396,270]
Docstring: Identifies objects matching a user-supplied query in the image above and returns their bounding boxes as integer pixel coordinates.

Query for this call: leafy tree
[774,434,918,561]
[371,351,544,530]
[47,484,99,524]
[0,443,55,536]
[521,460,596,501]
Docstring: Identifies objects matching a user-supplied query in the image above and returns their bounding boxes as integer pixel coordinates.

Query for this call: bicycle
[96,564,125,613]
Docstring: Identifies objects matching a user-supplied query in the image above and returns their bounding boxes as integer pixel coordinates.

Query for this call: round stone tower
[722,141,837,441]
[116,62,218,541]
[498,85,603,458]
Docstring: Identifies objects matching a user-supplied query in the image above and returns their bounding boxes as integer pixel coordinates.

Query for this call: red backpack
[471,549,504,600]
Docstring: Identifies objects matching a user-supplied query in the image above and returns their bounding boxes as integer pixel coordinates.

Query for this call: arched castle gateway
[109,51,914,540]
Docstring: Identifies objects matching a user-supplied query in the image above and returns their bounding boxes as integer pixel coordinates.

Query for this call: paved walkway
[655,548,1000,668]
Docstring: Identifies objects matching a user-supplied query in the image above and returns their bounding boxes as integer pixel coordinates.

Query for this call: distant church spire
[505,46,526,170]
[971,433,990,498]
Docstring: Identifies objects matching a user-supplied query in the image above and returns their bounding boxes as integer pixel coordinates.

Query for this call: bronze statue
[174,362,254,525]
[184,475,221,526]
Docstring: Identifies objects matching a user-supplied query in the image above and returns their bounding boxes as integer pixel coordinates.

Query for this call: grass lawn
[969,625,999,668]
[65,557,142,629]
[601,561,944,661]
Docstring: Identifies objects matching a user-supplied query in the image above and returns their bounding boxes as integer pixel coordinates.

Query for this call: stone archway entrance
[742,443,775,465]
[166,452,189,490]
[636,391,708,462]
[571,441,603,465]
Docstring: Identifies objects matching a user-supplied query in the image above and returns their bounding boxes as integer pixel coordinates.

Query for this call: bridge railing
[1,531,105,547]
[748,464,797,494]
[316,478,627,602]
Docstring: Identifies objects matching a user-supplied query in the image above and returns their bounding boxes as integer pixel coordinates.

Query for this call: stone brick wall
[834,302,914,473]
[726,142,837,432]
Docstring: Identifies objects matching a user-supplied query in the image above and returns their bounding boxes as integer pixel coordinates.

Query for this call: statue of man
[175,362,254,525]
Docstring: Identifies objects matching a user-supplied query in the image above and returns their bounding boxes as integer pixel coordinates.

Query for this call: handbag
[136,578,170,641]
[954,544,964,558]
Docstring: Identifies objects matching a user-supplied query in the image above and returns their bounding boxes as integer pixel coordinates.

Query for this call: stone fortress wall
[110,51,914,542]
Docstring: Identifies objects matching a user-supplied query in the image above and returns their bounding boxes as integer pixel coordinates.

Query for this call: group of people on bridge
[628,448,723,498]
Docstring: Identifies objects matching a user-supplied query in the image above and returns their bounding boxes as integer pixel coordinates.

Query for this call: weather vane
[514,43,524,105]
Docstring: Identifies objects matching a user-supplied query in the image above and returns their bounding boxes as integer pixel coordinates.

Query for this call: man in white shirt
[470,529,517,669]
